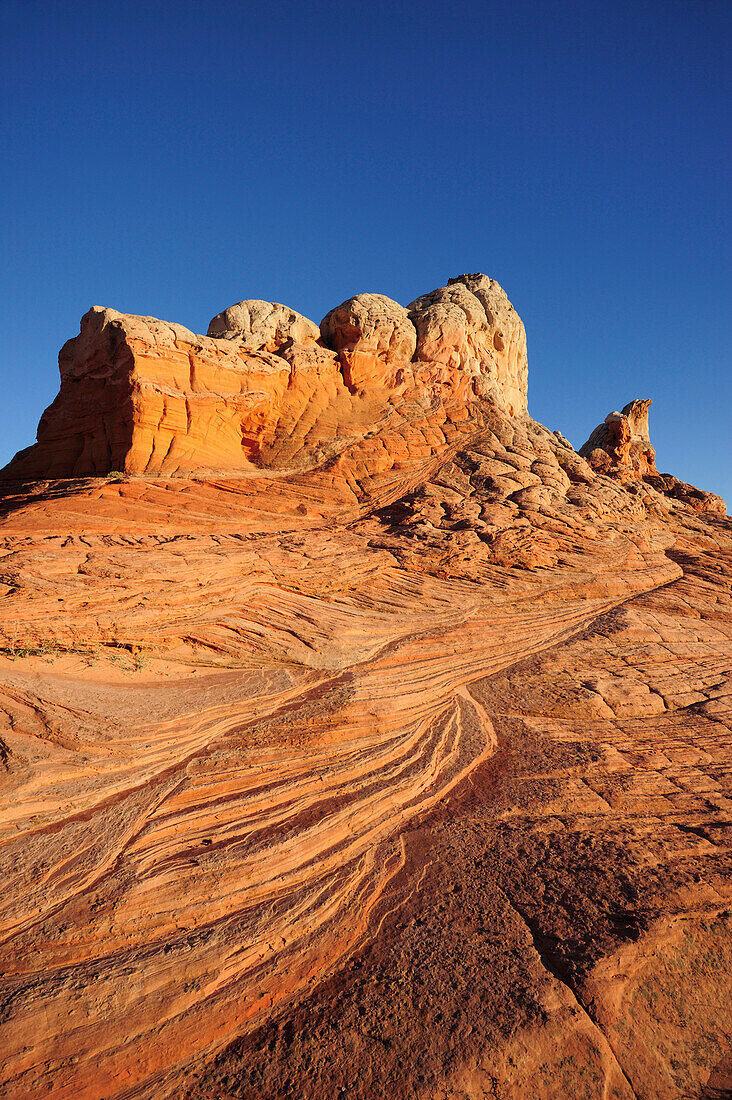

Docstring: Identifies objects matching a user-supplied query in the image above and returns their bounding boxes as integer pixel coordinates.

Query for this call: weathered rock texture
[0,275,729,1100]
[207,298,321,347]
[408,273,528,416]
[320,293,417,391]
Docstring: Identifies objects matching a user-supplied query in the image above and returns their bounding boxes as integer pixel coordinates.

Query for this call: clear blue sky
[2,0,730,502]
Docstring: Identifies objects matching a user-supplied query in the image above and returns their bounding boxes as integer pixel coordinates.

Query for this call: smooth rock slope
[0,275,729,1100]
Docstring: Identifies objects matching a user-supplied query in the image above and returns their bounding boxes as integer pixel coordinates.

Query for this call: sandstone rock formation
[4,306,297,477]
[580,398,658,477]
[581,399,726,515]
[0,274,729,1100]
[320,293,417,391]
[207,299,321,348]
[2,274,529,481]
[408,273,528,416]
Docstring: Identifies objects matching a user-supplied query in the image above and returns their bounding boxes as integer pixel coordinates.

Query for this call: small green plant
[108,470,125,480]
[133,650,149,671]
[1,636,61,660]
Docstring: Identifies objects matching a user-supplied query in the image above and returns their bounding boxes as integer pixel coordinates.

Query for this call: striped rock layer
[0,276,730,1100]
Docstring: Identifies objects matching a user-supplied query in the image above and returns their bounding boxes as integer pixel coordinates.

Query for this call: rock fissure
[496,885,641,1100]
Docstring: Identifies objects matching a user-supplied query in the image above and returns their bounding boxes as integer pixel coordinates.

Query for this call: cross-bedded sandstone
[0,275,729,1100]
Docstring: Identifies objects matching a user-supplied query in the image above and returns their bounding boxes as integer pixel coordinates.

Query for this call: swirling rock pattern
[0,275,730,1099]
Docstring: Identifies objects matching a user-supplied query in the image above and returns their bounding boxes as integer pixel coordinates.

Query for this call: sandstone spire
[580,397,725,514]
[580,398,657,477]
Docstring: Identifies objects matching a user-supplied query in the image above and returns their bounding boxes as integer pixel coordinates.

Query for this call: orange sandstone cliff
[0,274,730,1100]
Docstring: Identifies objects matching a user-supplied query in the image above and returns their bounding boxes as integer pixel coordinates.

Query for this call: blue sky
[1,0,730,502]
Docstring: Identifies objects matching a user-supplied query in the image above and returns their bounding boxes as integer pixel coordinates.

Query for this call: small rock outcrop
[580,398,657,478]
[644,472,727,516]
[580,398,725,514]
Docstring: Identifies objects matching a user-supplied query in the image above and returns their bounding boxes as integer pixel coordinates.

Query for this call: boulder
[319,293,416,391]
[208,299,320,348]
[407,273,528,415]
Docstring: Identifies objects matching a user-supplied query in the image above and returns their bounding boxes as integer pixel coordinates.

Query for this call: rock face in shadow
[0,274,729,1100]
[4,304,323,478]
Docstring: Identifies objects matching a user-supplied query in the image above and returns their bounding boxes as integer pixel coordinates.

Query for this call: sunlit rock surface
[0,275,729,1100]
[581,399,726,516]
[2,274,528,480]
[580,397,658,478]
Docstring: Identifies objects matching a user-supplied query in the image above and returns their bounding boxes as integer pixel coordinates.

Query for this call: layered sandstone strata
[0,274,729,1100]
[4,306,318,478]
